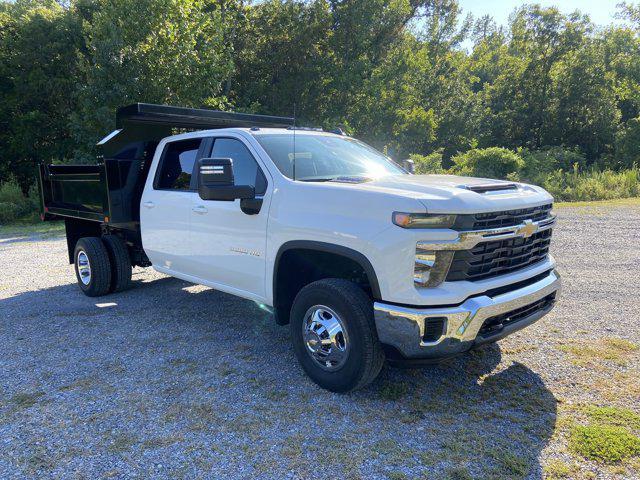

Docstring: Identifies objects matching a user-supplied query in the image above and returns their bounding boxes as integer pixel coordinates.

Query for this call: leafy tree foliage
[615,117,640,168]
[0,0,83,193]
[71,0,235,160]
[1,0,640,194]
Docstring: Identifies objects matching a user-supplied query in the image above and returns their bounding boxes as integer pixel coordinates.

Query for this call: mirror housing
[197,158,255,201]
[402,158,415,174]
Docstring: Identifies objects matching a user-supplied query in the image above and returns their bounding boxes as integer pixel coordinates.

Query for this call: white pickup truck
[38,103,561,392]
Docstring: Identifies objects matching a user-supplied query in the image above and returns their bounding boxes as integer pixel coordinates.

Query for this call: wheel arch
[272,240,381,325]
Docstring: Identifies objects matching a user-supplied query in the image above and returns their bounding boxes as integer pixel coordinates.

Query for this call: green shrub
[541,167,640,201]
[0,182,39,224]
[410,151,446,174]
[520,147,586,184]
[450,147,524,179]
[410,145,640,201]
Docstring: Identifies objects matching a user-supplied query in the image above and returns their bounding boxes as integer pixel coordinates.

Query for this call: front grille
[453,204,553,231]
[478,293,556,337]
[446,228,552,281]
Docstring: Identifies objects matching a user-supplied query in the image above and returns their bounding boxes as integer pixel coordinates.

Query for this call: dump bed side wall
[39,163,109,222]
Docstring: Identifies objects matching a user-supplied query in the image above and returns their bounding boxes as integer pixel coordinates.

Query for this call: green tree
[615,117,640,168]
[601,26,640,123]
[548,39,619,160]
[0,0,82,193]
[232,0,332,122]
[477,6,590,150]
[71,0,234,160]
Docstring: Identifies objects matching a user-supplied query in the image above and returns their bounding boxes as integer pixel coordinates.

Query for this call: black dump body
[37,154,153,228]
[37,103,293,263]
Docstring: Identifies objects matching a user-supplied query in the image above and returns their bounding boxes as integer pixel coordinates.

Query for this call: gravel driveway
[1,202,639,479]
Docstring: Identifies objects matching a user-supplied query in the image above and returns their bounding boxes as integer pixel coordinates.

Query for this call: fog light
[423,317,446,343]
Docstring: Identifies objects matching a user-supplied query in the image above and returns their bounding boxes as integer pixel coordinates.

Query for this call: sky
[457,0,625,27]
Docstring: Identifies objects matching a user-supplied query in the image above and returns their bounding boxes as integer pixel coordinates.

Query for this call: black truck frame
[37,103,293,266]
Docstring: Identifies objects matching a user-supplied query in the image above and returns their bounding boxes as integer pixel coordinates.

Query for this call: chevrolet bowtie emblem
[516,219,538,238]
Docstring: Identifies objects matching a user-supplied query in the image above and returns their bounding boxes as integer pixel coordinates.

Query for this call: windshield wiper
[298,177,338,182]
[298,175,373,183]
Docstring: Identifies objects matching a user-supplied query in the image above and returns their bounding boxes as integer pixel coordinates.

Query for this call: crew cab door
[140,137,205,273]
[188,135,270,299]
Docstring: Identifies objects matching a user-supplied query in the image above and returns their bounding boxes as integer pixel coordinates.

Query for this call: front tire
[74,237,112,297]
[289,279,385,392]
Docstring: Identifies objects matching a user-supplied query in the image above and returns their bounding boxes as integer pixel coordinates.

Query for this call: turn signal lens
[392,212,456,229]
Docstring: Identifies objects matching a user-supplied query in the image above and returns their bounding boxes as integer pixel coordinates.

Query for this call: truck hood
[344,174,554,214]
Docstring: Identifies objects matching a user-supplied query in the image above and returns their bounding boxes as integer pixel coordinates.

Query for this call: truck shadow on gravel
[1,274,557,479]
[368,345,558,478]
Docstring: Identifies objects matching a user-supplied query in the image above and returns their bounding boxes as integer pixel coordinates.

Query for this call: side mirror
[402,159,415,174]
[197,158,255,201]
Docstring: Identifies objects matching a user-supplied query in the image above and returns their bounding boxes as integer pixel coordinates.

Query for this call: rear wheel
[74,237,112,297]
[289,278,385,392]
[102,234,133,293]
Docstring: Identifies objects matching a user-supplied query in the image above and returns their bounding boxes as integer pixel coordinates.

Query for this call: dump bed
[37,158,149,228]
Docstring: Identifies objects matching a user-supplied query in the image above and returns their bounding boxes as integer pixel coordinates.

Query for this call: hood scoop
[460,182,518,194]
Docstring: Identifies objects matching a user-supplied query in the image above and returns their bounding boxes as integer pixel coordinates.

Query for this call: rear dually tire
[102,234,133,293]
[73,237,112,297]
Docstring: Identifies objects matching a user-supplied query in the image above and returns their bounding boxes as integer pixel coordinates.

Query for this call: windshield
[253,133,404,181]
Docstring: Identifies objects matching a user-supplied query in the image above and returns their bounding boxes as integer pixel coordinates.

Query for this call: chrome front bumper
[374,270,561,359]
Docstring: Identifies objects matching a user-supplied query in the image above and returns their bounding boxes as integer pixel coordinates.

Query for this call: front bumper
[374,269,561,360]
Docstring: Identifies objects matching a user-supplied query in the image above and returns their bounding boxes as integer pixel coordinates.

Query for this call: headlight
[392,212,456,229]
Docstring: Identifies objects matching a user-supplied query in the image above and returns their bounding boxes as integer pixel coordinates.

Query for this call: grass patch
[445,466,473,480]
[25,452,55,472]
[0,220,64,239]
[589,369,640,403]
[264,388,288,401]
[378,381,409,401]
[141,435,184,450]
[488,449,530,478]
[543,459,579,479]
[581,405,640,431]
[167,358,198,374]
[569,425,640,463]
[558,338,638,366]
[106,432,139,454]
[10,391,45,409]
[555,197,640,208]
[385,472,408,480]
[58,377,97,392]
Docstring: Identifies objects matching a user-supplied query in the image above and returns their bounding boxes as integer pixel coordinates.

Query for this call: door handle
[192,205,208,214]
[143,201,155,209]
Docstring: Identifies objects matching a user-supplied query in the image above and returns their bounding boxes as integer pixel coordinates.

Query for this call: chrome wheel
[77,250,91,286]
[302,305,350,371]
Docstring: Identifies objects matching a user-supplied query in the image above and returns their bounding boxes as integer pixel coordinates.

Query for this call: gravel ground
[0,203,639,479]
